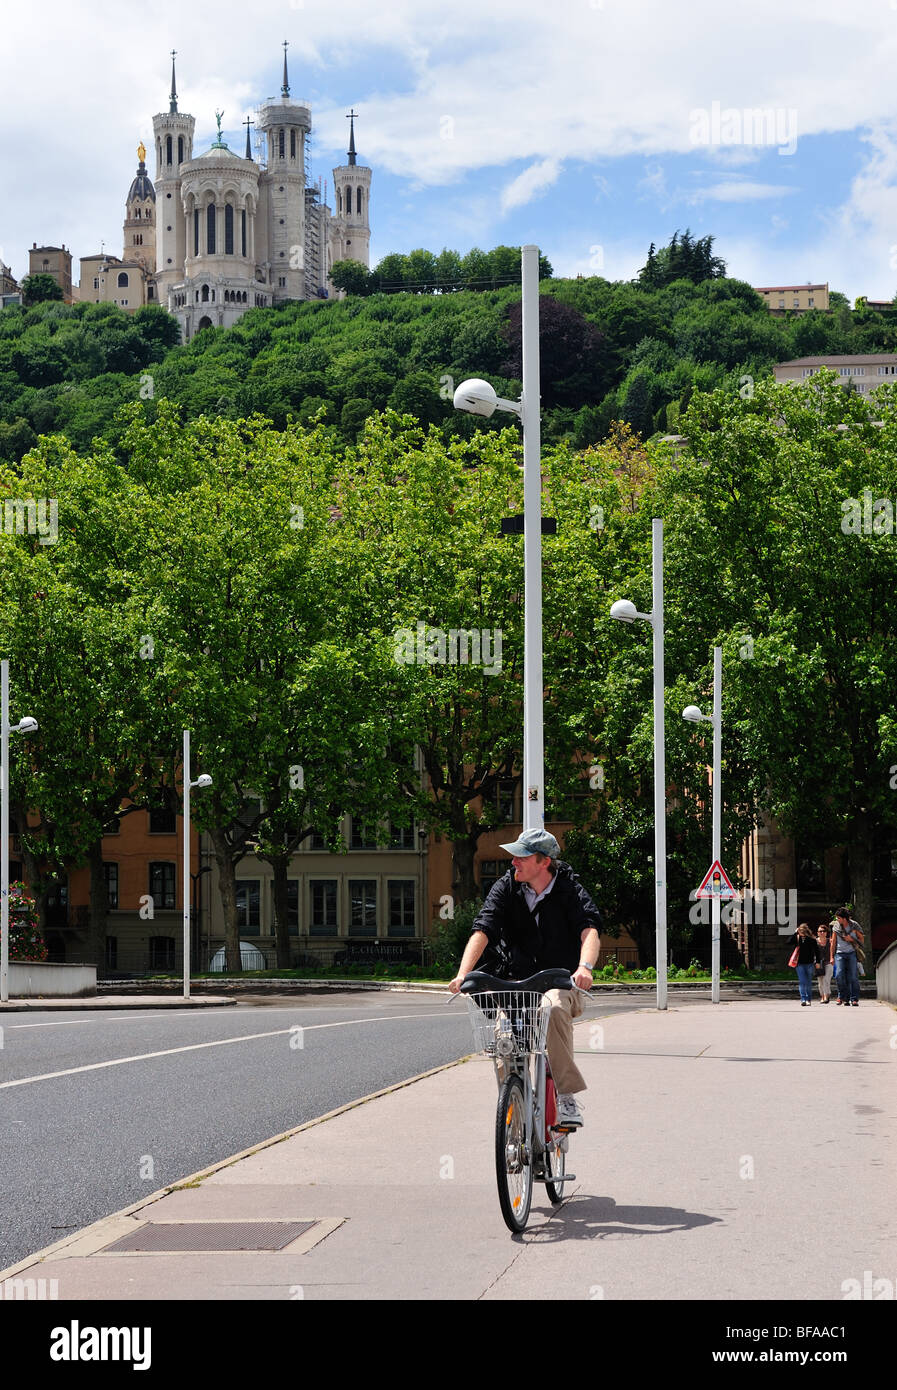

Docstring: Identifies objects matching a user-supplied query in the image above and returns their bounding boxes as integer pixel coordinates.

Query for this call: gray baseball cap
[499,828,561,859]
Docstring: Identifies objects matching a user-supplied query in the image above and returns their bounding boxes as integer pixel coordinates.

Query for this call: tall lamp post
[683,645,723,1003]
[453,243,544,828]
[610,518,668,1010]
[1,660,37,1003]
[182,729,212,999]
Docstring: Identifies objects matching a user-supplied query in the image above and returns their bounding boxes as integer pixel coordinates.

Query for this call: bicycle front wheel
[495,1075,532,1232]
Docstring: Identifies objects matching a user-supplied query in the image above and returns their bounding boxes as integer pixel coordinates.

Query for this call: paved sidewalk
[0,995,236,1011]
[3,998,895,1301]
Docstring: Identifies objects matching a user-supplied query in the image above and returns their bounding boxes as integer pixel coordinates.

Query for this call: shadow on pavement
[519,1194,721,1243]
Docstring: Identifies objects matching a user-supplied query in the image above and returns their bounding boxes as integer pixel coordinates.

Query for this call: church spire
[281,40,290,98]
[244,116,253,159]
[169,50,178,113]
[347,109,358,166]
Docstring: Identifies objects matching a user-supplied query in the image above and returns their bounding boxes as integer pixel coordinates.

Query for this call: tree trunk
[848,811,874,962]
[451,829,480,906]
[12,801,49,936]
[85,838,108,971]
[210,828,241,973]
[270,856,292,970]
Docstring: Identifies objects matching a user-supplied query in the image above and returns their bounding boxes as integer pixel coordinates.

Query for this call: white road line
[0,1012,461,1090]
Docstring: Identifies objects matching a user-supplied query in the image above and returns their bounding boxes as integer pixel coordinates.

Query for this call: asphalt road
[0,989,671,1270]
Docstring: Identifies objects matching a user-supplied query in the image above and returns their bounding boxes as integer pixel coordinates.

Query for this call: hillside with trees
[1,233,896,469]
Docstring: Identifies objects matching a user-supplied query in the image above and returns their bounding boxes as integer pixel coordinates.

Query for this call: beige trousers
[544,987,586,1094]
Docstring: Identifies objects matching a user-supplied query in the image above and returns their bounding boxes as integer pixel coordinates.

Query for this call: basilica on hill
[80,46,371,339]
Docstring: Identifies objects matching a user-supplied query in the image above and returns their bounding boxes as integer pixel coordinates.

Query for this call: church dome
[128,144,155,202]
[195,140,247,164]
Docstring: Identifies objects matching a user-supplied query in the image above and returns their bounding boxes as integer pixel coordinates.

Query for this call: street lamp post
[1,660,38,1003]
[453,244,544,828]
[182,729,212,999]
[683,645,723,1003]
[610,518,668,1010]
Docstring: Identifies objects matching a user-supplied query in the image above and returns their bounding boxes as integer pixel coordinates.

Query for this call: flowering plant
[7,882,48,961]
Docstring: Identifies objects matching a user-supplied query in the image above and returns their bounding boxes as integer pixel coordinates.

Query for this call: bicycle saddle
[460,968,574,995]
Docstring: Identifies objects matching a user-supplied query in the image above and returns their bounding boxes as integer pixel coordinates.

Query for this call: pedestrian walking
[815,924,834,1002]
[831,908,864,1007]
[788,922,820,1005]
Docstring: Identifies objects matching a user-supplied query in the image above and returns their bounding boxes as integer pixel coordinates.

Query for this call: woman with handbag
[815,923,834,1002]
[788,922,820,1005]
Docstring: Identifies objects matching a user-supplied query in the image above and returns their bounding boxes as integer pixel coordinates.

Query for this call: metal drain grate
[103,1221,316,1253]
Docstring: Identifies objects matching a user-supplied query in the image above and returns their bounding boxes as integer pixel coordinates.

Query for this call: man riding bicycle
[449,828,601,1129]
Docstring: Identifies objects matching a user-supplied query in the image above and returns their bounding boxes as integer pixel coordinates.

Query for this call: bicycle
[456,967,586,1233]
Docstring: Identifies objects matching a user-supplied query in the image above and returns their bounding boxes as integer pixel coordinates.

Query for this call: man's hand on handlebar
[572,965,594,991]
[448,975,465,994]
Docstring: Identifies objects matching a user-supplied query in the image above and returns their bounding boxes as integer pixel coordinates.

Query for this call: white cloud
[500,158,560,214]
[691,181,797,202]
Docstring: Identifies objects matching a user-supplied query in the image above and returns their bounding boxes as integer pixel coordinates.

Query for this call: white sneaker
[555,1094,583,1129]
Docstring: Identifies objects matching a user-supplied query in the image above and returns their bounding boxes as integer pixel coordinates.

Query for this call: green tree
[330,259,373,296]
[21,275,64,306]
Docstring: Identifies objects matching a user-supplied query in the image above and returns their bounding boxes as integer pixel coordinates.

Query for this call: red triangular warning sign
[695,860,737,899]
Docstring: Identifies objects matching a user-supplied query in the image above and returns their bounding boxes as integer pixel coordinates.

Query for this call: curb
[0,1052,473,1282]
[0,996,238,1012]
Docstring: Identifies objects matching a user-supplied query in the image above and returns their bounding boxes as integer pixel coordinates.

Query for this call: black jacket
[472,860,602,977]
[788,933,821,966]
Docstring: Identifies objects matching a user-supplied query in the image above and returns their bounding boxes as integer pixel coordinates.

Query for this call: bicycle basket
[464,989,552,1058]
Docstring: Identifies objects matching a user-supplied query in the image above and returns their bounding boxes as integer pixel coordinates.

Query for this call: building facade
[27,244,73,302]
[151,49,371,340]
[754,283,829,313]
[774,353,897,395]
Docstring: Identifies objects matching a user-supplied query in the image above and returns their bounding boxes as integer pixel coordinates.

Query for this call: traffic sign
[695,860,737,899]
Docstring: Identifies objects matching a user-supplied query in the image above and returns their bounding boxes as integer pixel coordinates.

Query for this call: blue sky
[3,0,897,301]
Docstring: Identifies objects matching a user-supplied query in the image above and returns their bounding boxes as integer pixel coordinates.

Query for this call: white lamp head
[610,599,638,624]
[194,774,213,790]
[14,716,38,735]
[682,705,705,724]
[453,378,498,418]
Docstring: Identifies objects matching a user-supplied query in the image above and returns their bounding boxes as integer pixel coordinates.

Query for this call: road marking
[0,1012,462,1090]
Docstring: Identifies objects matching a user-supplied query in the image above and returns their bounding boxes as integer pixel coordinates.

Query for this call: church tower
[255,42,310,302]
[123,144,156,278]
[329,111,371,276]
[152,52,195,300]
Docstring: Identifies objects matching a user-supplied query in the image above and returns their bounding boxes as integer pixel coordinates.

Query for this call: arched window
[357,187,363,215]
[346,187,352,215]
[241,209,246,257]
[207,203,216,254]
[290,129,296,158]
[194,209,200,257]
[278,129,285,158]
[337,189,342,214]
[224,204,234,255]
[166,134,172,165]
[201,284,210,302]
[118,272,128,287]
[178,135,184,164]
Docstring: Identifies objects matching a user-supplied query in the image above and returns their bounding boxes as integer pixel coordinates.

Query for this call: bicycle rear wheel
[495,1075,532,1232]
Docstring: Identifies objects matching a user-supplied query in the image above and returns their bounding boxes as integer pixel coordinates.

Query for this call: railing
[875,938,897,1003]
